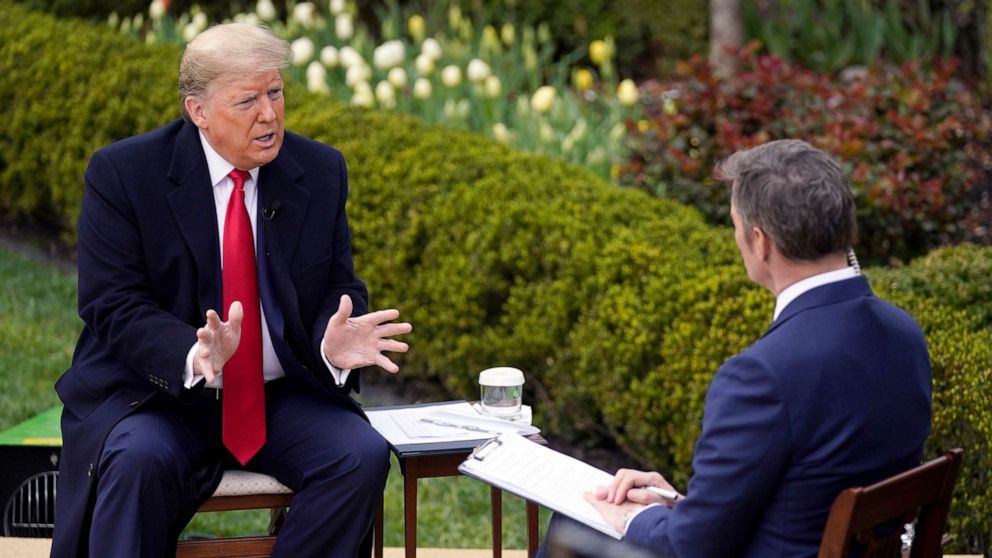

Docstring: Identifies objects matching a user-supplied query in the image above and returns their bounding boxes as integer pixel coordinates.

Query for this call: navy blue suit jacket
[52,119,369,556]
[626,276,932,557]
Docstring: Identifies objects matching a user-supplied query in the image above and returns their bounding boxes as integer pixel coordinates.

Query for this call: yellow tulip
[617,79,639,107]
[573,69,594,92]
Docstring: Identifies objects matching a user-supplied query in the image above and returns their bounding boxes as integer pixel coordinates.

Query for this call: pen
[641,486,679,500]
[419,417,500,435]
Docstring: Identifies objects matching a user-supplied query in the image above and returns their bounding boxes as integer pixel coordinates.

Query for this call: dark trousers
[88,379,389,558]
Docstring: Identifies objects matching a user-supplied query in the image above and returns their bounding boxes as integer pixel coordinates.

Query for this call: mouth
[255,132,276,146]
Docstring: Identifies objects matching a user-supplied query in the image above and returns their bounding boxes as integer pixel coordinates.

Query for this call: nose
[257,96,277,123]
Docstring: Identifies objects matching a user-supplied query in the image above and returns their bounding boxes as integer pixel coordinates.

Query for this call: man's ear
[184,96,208,129]
[752,226,772,262]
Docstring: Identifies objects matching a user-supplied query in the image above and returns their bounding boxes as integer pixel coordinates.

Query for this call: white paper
[367,402,539,447]
[459,433,622,539]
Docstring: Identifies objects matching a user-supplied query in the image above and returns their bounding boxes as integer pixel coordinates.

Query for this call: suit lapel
[166,123,222,316]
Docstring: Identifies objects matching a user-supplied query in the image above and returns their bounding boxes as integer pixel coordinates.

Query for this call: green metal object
[0,406,62,447]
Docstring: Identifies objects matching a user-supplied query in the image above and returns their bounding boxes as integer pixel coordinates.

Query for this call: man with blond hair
[539,140,932,557]
[52,23,410,557]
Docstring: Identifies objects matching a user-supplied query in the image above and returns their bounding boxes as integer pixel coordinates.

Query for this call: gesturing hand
[192,301,244,385]
[322,294,412,373]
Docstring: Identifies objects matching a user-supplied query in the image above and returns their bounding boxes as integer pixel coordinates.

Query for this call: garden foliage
[1,3,990,552]
[618,44,992,265]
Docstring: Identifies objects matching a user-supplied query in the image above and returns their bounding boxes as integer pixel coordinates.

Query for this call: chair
[175,470,292,558]
[2,470,58,538]
[818,448,963,558]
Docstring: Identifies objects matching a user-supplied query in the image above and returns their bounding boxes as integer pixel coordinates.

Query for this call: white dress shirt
[183,132,350,389]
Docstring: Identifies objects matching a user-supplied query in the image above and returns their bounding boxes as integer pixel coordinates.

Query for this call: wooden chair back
[818,448,963,558]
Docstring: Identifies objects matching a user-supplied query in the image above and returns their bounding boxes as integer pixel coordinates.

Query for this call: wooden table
[371,429,543,558]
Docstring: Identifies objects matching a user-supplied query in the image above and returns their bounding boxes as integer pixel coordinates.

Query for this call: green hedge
[1,3,990,553]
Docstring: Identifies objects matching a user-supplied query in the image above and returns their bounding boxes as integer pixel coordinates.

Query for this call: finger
[227,301,244,327]
[205,309,222,329]
[593,485,609,500]
[376,353,399,374]
[201,361,215,384]
[376,322,413,338]
[197,327,213,348]
[378,339,409,353]
[330,295,353,327]
[627,488,663,505]
[361,308,400,325]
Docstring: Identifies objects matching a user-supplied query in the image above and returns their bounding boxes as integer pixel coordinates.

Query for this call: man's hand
[584,491,643,534]
[601,468,682,507]
[322,294,412,373]
[192,302,244,385]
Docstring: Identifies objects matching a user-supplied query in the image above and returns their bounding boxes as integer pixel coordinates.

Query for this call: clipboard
[458,433,623,539]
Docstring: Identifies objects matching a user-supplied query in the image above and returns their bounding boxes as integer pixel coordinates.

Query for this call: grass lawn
[0,247,546,549]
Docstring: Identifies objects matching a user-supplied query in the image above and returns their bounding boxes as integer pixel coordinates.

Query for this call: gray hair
[179,23,291,121]
[715,140,858,261]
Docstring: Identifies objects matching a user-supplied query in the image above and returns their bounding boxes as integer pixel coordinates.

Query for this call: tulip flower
[351,85,374,108]
[335,12,354,40]
[338,46,363,69]
[467,59,491,83]
[500,23,515,46]
[539,122,555,143]
[441,65,462,88]
[573,68,593,92]
[306,61,329,94]
[375,81,396,109]
[616,79,639,107]
[291,37,315,67]
[320,45,339,68]
[482,25,500,53]
[408,14,426,42]
[492,123,511,143]
[373,40,405,70]
[256,0,277,21]
[483,75,502,99]
[421,38,442,61]
[589,40,608,65]
[414,52,435,76]
[292,2,317,30]
[329,0,346,16]
[345,63,371,88]
[413,78,432,100]
[531,85,556,114]
[149,0,166,21]
[182,22,200,42]
[388,67,407,89]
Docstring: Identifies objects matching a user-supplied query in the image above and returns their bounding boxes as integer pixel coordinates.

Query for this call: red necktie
[222,169,266,465]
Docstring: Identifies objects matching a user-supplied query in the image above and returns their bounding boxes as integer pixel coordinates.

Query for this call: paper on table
[458,433,622,539]
[367,402,539,447]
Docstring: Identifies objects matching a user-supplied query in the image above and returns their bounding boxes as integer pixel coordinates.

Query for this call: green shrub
[3,3,990,552]
[619,46,992,265]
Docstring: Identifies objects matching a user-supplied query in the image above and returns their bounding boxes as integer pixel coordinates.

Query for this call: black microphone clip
[262,200,281,221]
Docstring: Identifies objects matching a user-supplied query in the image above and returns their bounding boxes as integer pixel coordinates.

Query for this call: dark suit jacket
[626,276,932,557]
[51,119,370,556]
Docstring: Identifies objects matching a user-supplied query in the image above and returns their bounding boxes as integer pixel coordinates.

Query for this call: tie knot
[229,169,250,192]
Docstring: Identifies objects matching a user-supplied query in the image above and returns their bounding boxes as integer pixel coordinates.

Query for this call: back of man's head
[717,140,857,262]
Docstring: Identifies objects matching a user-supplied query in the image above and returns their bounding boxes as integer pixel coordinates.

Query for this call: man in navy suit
[542,140,932,557]
[51,23,411,558]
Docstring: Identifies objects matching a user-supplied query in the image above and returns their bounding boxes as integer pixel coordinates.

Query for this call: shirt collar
[198,131,259,187]
[773,266,859,321]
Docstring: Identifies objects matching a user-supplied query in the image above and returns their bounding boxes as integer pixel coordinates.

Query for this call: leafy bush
[618,45,992,265]
[3,3,991,552]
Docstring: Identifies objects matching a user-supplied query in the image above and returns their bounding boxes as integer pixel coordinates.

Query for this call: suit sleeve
[625,355,790,557]
[310,150,369,393]
[75,150,196,397]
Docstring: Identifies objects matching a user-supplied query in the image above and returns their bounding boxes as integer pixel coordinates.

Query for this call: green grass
[0,247,546,549]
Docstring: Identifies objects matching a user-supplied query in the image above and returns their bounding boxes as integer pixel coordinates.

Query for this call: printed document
[458,433,622,539]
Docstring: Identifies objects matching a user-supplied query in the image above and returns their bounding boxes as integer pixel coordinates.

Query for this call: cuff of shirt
[319,338,352,387]
[623,503,661,534]
[183,343,206,389]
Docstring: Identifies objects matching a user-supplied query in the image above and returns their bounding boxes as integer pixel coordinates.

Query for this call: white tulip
[442,99,457,119]
[293,2,318,29]
[441,65,462,88]
[307,63,330,94]
[345,63,372,88]
[466,58,491,83]
[414,52,435,76]
[531,85,556,114]
[351,88,375,109]
[610,122,626,142]
[320,45,339,68]
[587,147,606,166]
[413,78,432,100]
[192,11,207,32]
[375,81,396,109]
[256,0,277,21]
[483,75,502,99]
[329,0,347,16]
[291,37,315,67]
[539,122,556,143]
[338,46,363,69]
[182,22,200,42]
[456,99,471,119]
[149,0,166,21]
[421,37,442,61]
[492,123,511,143]
[373,40,406,70]
[388,67,407,89]
[236,13,261,25]
[617,79,639,106]
[335,13,354,40]
[500,23,515,46]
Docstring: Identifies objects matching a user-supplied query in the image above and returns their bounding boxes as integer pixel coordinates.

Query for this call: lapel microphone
[262,200,281,221]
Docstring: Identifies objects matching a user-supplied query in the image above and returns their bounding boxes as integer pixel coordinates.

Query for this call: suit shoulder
[93,119,185,162]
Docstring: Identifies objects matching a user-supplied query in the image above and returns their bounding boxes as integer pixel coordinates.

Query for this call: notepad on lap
[458,433,623,539]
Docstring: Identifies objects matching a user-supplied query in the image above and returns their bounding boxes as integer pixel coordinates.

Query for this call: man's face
[187,70,285,170]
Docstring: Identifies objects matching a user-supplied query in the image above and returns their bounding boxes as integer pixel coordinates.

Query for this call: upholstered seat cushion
[211,470,293,497]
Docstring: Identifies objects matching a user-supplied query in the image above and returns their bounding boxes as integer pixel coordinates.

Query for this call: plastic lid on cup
[479,367,525,387]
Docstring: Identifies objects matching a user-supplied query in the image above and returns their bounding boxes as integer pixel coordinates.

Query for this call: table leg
[374,495,384,558]
[526,501,539,557]
[491,486,502,558]
[405,474,417,558]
